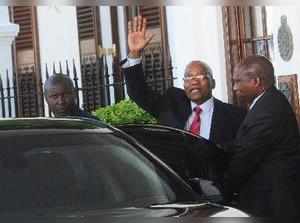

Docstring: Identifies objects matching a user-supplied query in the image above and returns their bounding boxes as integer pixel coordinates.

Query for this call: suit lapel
[179,94,192,129]
[237,87,273,137]
[209,98,218,141]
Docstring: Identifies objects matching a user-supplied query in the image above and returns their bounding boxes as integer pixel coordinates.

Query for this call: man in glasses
[122,16,245,144]
[122,16,245,143]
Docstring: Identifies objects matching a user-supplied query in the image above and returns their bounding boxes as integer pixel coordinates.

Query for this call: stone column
[0,7,19,117]
[0,23,19,78]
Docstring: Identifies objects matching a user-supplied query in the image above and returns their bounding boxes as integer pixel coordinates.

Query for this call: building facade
[1,5,300,120]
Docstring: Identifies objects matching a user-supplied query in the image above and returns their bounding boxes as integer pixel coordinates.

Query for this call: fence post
[13,72,18,117]
[27,78,33,117]
[81,58,88,111]
[66,60,70,77]
[45,64,49,80]
[0,77,5,117]
[72,60,80,108]
[103,56,111,106]
[97,56,106,107]
[168,57,174,87]
[6,71,12,117]
[59,61,63,74]
[150,50,158,92]
[160,48,167,92]
[90,58,98,111]
[52,62,56,75]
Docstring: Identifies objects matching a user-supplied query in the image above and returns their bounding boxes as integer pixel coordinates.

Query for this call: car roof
[0,117,109,131]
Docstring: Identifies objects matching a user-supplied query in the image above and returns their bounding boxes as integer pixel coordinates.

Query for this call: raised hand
[128,16,154,58]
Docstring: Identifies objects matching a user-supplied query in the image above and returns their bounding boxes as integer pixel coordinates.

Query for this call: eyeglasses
[183,74,208,82]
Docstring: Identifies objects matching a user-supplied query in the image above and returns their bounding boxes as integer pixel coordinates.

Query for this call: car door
[117,124,227,185]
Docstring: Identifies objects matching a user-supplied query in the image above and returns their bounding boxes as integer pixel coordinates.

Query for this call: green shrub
[93,99,157,125]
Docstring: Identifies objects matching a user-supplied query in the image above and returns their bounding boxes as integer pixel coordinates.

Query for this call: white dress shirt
[249,92,265,110]
[185,97,214,140]
[122,57,142,68]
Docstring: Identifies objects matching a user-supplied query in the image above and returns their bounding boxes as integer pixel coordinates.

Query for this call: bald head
[233,55,275,104]
[235,55,275,89]
[183,60,216,105]
[44,73,77,116]
[44,73,75,97]
[184,60,215,88]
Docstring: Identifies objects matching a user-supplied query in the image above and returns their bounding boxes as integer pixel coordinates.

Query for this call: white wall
[0,6,11,78]
[36,6,82,114]
[117,6,128,60]
[166,6,228,102]
[117,6,128,97]
[99,6,116,104]
[267,7,300,73]
[266,6,300,96]
[0,6,19,117]
[0,6,9,23]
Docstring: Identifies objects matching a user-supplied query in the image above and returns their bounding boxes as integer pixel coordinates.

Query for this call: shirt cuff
[122,57,142,68]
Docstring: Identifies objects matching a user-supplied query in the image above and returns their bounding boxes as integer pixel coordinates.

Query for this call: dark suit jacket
[222,86,300,217]
[123,62,246,145]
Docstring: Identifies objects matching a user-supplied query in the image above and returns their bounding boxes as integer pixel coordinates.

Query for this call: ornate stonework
[277,15,293,62]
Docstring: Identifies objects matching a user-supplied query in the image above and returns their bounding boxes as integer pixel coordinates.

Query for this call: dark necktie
[189,106,202,135]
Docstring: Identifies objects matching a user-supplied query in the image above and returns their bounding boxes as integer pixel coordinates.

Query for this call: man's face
[232,66,259,102]
[183,63,213,105]
[46,83,76,116]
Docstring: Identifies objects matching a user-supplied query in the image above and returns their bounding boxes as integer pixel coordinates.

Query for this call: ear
[211,78,216,89]
[253,77,262,87]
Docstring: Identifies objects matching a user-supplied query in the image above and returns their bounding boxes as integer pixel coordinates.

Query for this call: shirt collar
[191,97,214,113]
[249,92,265,110]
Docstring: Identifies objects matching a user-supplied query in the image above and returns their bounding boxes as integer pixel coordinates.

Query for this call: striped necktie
[189,106,202,135]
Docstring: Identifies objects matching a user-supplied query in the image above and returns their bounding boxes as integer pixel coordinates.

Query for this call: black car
[117,124,228,184]
[0,117,248,222]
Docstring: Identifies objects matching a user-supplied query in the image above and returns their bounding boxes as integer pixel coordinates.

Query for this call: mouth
[190,89,201,95]
[235,91,242,96]
[55,107,68,113]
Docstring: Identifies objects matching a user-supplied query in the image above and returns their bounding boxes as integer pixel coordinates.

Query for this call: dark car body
[117,124,228,183]
[0,117,248,222]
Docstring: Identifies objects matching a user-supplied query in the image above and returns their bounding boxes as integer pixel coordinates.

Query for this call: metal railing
[0,54,174,118]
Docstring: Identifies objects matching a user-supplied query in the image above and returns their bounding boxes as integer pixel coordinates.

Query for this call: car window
[0,129,196,213]
[118,126,192,180]
[183,133,228,183]
[119,125,227,183]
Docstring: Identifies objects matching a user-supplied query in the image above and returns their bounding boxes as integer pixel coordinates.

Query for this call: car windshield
[0,128,196,213]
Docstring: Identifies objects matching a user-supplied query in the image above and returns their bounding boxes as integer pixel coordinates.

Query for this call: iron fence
[0,54,174,118]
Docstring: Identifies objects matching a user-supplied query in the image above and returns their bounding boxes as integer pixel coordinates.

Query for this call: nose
[189,78,203,86]
[233,82,238,91]
[190,78,198,83]
[57,95,65,104]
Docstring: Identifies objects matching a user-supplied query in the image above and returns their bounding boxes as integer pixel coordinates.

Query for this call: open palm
[128,16,154,55]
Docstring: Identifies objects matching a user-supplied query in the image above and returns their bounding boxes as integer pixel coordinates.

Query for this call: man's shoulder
[166,86,185,94]
[78,109,99,120]
[253,87,294,114]
[165,87,187,100]
[213,98,246,115]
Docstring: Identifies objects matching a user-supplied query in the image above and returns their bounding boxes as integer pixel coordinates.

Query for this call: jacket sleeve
[122,62,163,118]
[221,109,280,200]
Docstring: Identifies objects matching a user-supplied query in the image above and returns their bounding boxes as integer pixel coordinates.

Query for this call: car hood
[0,202,249,222]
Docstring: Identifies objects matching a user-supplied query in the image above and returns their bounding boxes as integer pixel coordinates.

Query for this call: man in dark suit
[44,73,99,120]
[122,16,245,145]
[221,55,300,218]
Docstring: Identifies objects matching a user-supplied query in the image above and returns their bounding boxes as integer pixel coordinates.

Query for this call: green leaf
[93,99,157,125]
